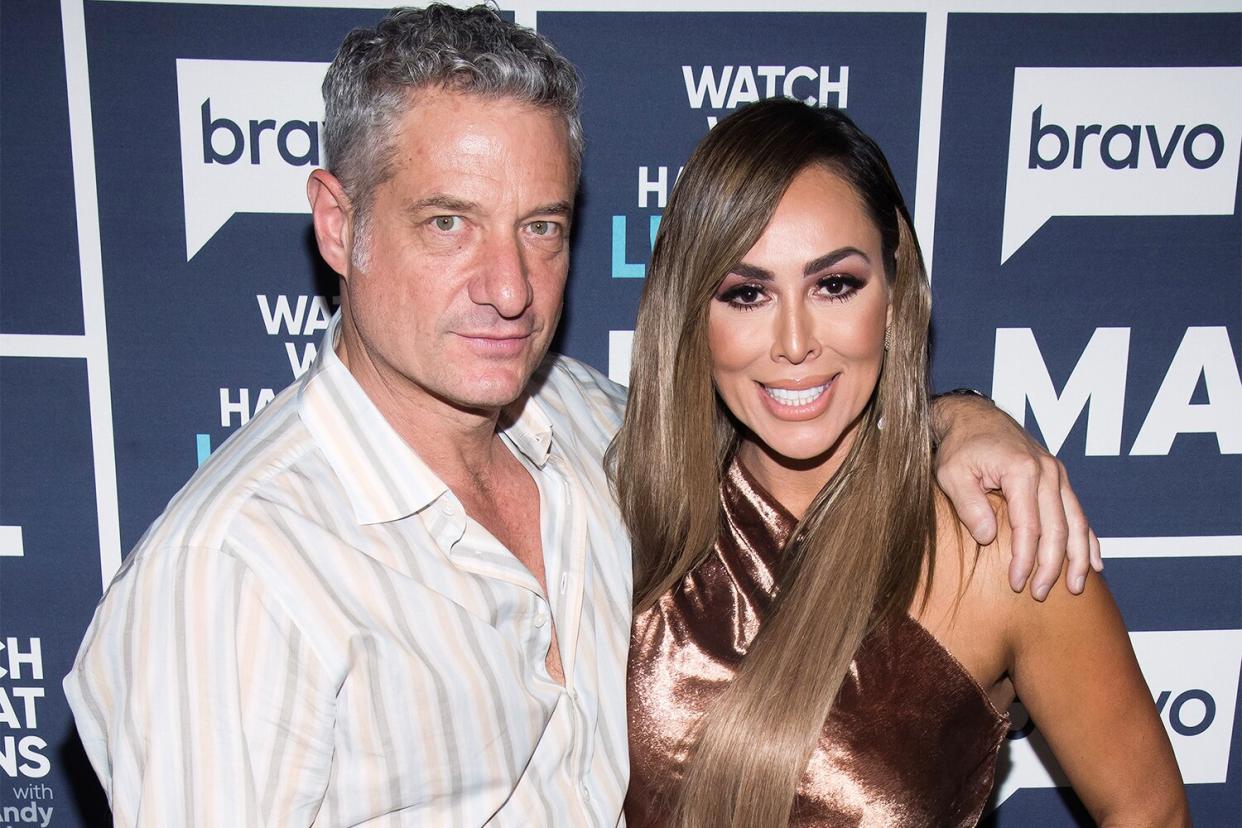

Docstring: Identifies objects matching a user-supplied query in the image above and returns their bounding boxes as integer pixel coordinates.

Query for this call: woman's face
[708,165,891,475]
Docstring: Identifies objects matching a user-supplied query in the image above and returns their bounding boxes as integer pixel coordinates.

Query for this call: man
[65,5,1097,825]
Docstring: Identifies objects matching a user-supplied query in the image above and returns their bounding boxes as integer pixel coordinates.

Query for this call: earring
[883,326,892,352]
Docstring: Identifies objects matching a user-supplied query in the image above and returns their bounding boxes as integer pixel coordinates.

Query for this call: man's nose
[469,233,533,319]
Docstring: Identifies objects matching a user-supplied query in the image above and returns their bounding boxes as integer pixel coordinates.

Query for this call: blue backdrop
[1,2,1238,825]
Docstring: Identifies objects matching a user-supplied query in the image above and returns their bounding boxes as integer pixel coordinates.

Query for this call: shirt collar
[499,386,554,468]
[298,312,555,525]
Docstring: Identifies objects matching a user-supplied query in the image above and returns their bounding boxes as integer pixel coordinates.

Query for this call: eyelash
[716,274,864,310]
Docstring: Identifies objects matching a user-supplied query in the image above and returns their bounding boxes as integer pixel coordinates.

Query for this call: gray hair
[323,3,584,229]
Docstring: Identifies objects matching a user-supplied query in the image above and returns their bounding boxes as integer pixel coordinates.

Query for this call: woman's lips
[758,375,837,421]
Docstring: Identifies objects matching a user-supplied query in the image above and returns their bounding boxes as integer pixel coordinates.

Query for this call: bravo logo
[1002,67,1242,263]
[991,629,1242,808]
[176,59,328,260]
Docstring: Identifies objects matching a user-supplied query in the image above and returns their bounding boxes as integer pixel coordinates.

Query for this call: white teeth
[763,384,827,407]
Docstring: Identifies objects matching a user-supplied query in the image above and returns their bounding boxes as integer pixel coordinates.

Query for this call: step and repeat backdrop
[1,0,1239,825]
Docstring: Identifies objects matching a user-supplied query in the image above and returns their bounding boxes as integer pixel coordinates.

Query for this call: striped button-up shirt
[64,315,633,826]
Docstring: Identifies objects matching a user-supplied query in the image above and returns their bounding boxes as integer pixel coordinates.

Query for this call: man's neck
[335,326,513,488]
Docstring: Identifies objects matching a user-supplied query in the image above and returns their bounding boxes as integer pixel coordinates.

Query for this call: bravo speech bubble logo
[991,629,1242,809]
[176,59,328,260]
[1001,67,1242,264]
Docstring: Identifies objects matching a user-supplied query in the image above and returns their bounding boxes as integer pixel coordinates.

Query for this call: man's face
[340,89,576,415]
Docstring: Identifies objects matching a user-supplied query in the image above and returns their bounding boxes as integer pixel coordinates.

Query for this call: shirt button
[441,501,456,516]
[534,611,548,628]
[581,784,591,803]
[559,573,569,593]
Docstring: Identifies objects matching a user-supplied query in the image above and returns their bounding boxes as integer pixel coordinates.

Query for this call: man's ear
[307,169,354,278]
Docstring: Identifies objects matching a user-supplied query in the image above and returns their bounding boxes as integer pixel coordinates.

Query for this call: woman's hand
[931,392,1102,600]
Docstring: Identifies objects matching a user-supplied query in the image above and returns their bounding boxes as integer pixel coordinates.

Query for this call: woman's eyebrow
[803,247,870,276]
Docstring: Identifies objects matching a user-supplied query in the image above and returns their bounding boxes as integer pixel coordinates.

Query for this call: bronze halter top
[626,459,1009,827]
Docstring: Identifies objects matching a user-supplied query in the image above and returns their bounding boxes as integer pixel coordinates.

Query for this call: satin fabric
[626,458,1009,826]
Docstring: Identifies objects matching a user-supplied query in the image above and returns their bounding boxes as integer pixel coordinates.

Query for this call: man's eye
[529,220,558,236]
[433,216,461,232]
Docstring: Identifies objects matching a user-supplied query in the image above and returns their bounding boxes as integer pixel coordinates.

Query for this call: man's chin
[431,371,536,415]
[431,340,549,411]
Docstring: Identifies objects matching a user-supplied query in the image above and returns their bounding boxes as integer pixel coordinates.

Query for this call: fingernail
[1034,582,1050,601]
[1073,574,1086,593]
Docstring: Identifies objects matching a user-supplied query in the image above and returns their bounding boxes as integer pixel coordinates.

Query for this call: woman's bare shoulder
[925,490,1021,609]
[920,490,1042,647]
[910,490,1019,697]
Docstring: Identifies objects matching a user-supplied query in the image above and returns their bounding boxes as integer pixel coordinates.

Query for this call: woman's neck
[736,437,851,520]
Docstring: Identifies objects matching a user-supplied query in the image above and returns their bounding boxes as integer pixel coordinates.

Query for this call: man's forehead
[382,89,577,205]
[398,87,569,145]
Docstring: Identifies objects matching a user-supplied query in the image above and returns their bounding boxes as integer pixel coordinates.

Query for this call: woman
[612,99,1187,826]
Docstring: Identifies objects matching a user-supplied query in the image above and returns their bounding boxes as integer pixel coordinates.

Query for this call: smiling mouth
[762,382,829,407]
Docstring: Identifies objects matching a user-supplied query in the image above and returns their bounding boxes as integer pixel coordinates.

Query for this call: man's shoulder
[130,385,327,564]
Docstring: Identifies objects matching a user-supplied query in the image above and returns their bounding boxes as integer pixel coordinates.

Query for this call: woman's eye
[718,284,765,308]
[817,274,861,300]
[433,215,461,232]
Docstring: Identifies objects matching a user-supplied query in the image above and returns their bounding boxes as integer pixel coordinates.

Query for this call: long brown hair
[609,99,935,826]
